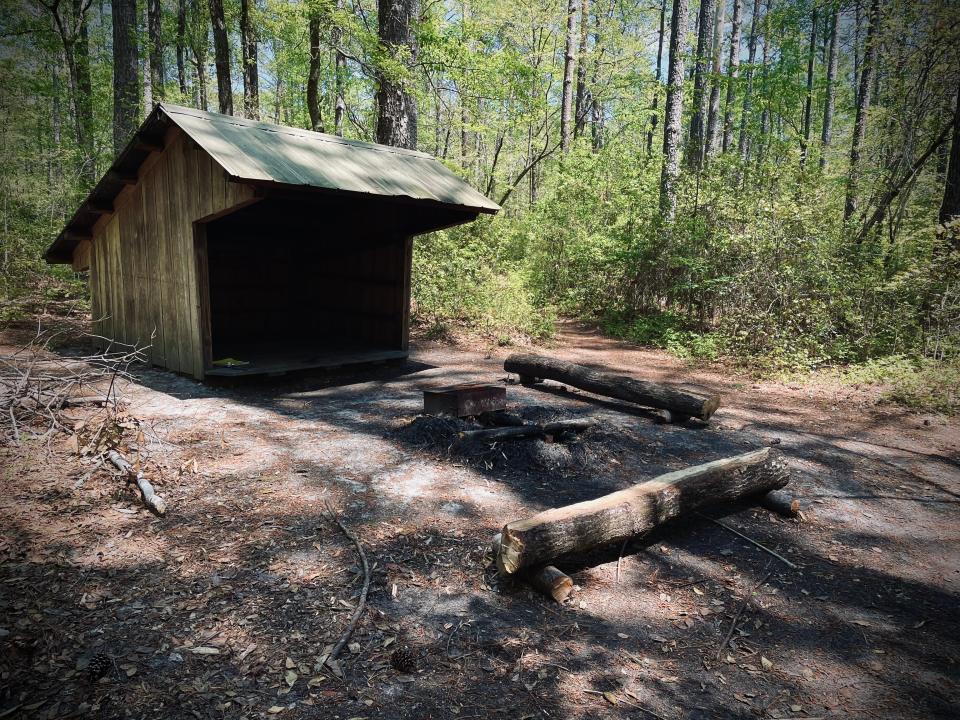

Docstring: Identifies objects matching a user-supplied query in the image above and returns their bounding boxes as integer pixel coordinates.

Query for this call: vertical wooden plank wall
[87,128,254,378]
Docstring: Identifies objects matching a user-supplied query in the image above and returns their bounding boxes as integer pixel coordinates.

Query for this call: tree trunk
[177,0,188,94]
[647,0,667,156]
[845,0,880,222]
[376,0,419,149]
[333,0,346,136]
[574,0,590,138]
[503,353,722,420]
[560,0,579,153]
[819,3,838,170]
[240,0,259,119]
[737,0,760,160]
[758,0,772,150]
[208,0,233,115]
[148,0,164,100]
[307,12,325,132]
[590,6,605,151]
[659,0,688,221]
[112,0,140,155]
[496,448,790,574]
[799,6,818,169]
[704,0,724,160]
[143,1,153,110]
[722,0,742,152]
[687,0,714,171]
[939,79,960,227]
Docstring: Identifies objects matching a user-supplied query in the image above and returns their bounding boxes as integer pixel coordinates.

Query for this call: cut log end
[759,489,800,518]
[528,565,574,603]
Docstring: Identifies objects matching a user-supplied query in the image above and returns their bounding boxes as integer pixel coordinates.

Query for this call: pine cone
[390,647,417,673]
[87,653,111,683]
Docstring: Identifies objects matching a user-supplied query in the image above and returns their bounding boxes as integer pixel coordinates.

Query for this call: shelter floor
[205,342,407,377]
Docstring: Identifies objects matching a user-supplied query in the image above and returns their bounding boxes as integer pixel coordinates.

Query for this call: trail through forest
[1,319,957,719]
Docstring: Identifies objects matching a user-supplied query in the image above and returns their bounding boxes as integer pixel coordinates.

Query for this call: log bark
[496,447,788,574]
[460,418,595,442]
[504,353,721,421]
[107,450,168,516]
[759,489,800,518]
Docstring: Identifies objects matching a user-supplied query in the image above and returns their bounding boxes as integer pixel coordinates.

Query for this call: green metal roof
[164,104,500,213]
[44,104,499,263]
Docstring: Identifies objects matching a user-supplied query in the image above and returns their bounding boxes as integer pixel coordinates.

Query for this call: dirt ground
[2,320,958,720]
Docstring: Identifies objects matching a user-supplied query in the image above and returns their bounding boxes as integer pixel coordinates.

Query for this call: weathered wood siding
[88,128,254,378]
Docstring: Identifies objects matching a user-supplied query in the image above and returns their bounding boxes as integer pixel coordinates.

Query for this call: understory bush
[411,150,959,412]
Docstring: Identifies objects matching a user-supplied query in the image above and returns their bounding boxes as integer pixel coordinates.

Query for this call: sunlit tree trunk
[208,0,233,114]
[113,0,140,154]
[307,12,325,132]
[688,0,714,171]
[241,0,259,119]
[705,0,724,161]
[738,0,760,160]
[659,0,688,220]
[333,0,346,136]
[819,3,838,170]
[376,0,419,149]
[799,5,818,169]
[574,0,591,138]
[845,0,880,223]
[647,0,667,156]
[722,0,742,152]
[560,0,578,153]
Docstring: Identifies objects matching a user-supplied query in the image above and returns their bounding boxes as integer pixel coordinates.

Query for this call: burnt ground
[1,320,958,720]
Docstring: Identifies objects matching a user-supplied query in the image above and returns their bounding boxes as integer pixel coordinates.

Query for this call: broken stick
[496,447,789,575]
[106,449,167,516]
[504,353,721,421]
[460,418,595,442]
[324,502,371,662]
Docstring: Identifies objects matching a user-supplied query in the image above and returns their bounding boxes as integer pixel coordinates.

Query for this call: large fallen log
[503,353,722,421]
[496,447,789,574]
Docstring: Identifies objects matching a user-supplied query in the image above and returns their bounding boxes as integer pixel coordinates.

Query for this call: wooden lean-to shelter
[44,104,499,379]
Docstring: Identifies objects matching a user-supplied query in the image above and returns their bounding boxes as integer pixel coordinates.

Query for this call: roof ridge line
[159,103,435,160]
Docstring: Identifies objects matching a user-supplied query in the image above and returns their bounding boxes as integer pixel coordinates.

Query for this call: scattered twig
[616,537,629,583]
[696,513,798,569]
[716,569,773,660]
[323,502,371,662]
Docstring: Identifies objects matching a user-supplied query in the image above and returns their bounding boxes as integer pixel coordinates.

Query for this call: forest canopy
[1,0,958,408]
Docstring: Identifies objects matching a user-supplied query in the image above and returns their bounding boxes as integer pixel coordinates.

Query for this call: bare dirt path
[2,321,958,719]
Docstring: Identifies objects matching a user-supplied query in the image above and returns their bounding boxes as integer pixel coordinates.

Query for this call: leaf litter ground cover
[1,320,958,719]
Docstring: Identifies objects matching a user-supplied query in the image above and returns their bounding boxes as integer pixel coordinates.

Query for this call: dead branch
[324,502,371,663]
[106,449,168,516]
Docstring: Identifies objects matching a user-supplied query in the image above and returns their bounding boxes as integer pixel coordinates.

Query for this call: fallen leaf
[790,705,802,712]
[285,657,296,669]
[851,619,871,627]
[603,692,618,705]
[616,633,630,639]
[693,587,704,595]
[760,656,773,670]
[284,670,298,687]
[267,707,285,714]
